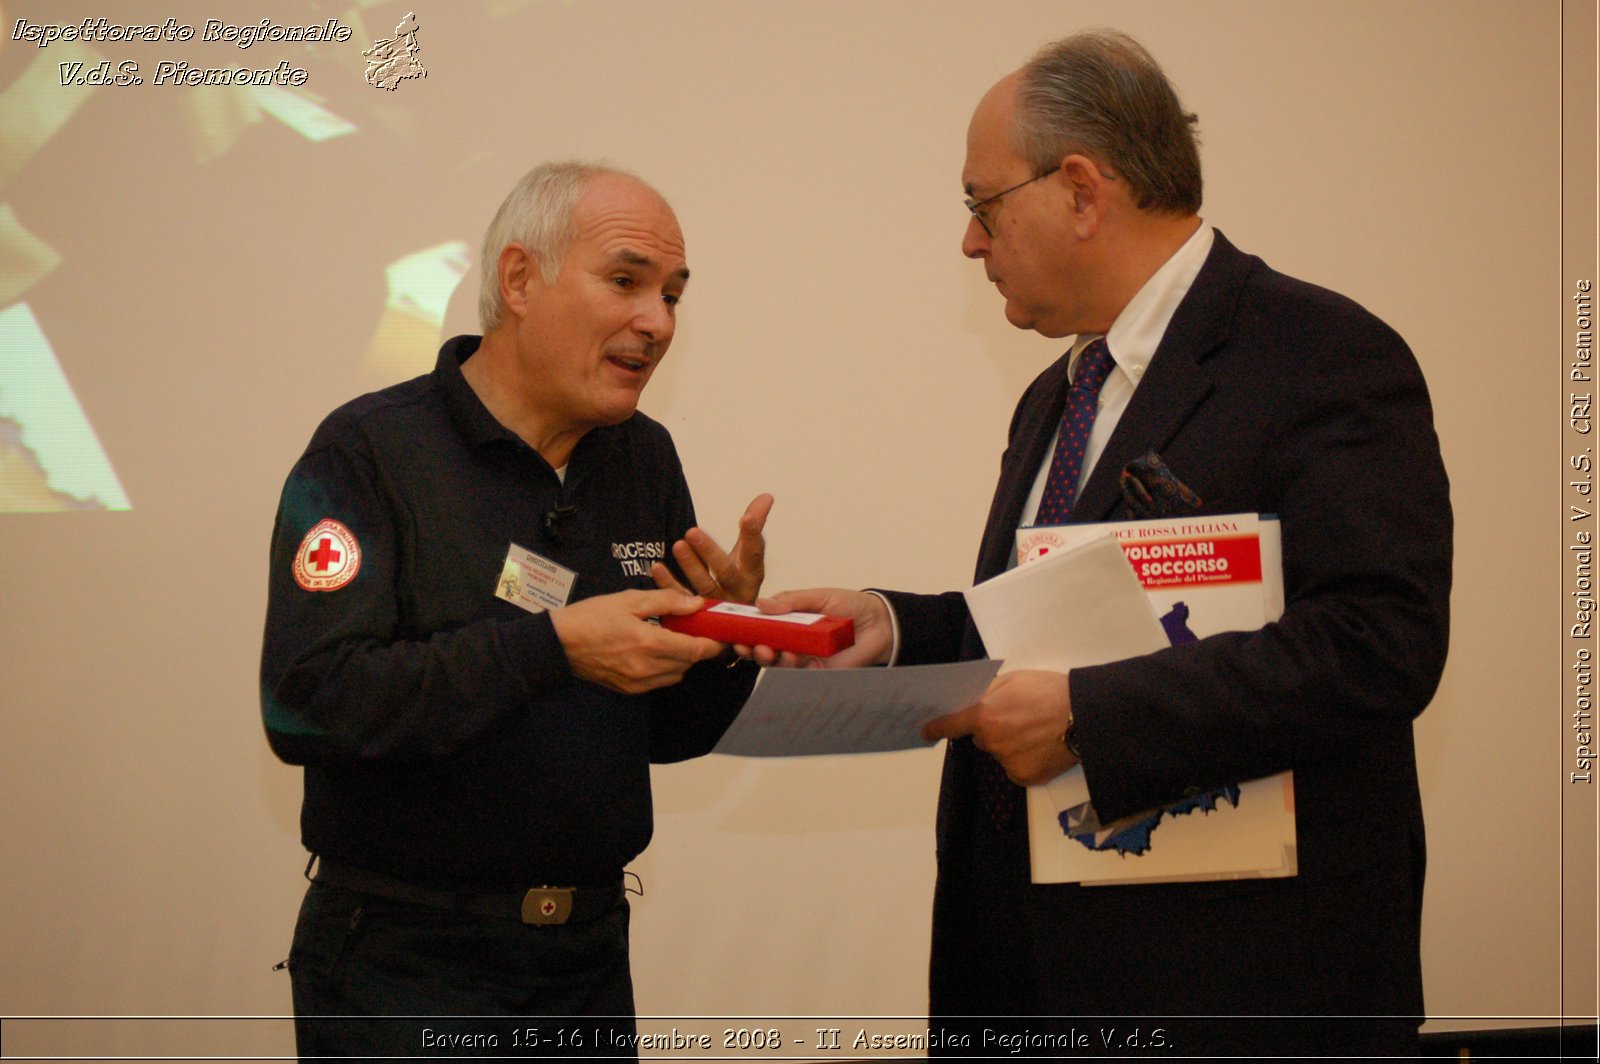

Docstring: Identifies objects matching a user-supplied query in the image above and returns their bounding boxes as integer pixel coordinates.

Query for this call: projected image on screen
[0,5,128,513]
[0,303,130,511]
[0,2,510,515]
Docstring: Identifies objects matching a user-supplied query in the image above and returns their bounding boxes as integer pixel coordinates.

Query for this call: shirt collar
[1069,221,1215,381]
[435,334,522,448]
[433,334,623,479]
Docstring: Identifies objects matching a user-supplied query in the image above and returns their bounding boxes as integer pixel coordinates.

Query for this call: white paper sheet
[964,533,1171,809]
[963,533,1171,675]
[713,659,1004,757]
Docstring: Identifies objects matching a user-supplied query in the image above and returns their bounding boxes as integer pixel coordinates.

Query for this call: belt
[311,857,625,926]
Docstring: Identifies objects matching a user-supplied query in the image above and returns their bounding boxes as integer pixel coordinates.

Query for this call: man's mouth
[606,351,652,373]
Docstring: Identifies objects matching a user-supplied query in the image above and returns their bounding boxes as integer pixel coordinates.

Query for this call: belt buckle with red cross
[520,887,574,925]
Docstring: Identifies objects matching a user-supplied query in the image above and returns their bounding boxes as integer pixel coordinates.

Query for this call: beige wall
[0,0,1589,1053]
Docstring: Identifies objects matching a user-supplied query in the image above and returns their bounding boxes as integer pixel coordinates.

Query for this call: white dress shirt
[1018,222,1214,526]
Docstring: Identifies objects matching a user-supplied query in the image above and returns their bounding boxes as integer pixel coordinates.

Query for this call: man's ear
[1058,154,1112,236]
[497,243,540,319]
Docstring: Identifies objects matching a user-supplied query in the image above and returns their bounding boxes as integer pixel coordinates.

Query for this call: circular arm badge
[293,518,361,591]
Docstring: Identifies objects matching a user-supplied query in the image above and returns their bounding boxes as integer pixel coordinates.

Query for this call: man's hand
[550,589,724,694]
[921,670,1078,785]
[746,588,894,669]
[651,493,773,605]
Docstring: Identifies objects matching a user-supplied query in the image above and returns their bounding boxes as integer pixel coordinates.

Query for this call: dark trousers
[289,880,637,1061]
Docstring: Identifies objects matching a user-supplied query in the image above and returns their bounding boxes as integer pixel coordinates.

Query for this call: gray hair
[1012,30,1202,215]
[476,160,640,332]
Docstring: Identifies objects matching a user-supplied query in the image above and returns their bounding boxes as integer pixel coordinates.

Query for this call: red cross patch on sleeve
[292,518,362,591]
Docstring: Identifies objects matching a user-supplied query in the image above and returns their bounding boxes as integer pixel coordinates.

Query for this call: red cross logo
[308,537,342,572]
[540,899,557,916]
[292,519,361,591]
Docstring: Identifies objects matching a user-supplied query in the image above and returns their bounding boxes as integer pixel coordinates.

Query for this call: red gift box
[661,600,855,657]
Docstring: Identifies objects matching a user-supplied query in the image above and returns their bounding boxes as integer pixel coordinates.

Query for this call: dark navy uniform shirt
[261,336,755,887]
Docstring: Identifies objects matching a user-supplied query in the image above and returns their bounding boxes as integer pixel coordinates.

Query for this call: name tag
[495,543,577,613]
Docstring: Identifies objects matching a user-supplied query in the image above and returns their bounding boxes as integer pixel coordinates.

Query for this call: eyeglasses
[964,171,1054,236]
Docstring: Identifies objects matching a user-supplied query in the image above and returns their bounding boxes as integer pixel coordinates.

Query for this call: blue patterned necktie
[976,337,1117,830]
[1034,337,1117,525]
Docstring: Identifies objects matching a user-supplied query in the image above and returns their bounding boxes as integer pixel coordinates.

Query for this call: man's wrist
[1061,686,1081,759]
[863,589,901,666]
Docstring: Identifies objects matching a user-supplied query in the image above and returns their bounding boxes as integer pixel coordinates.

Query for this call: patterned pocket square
[1120,451,1203,518]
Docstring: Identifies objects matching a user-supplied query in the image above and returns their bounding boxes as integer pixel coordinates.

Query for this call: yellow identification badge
[495,543,577,613]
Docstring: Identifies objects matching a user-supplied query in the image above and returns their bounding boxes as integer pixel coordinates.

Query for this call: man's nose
[962,214,990,258]
[634,297,674,341]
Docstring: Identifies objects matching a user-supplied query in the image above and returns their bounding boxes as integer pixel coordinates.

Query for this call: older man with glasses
[760,29,1450,1057]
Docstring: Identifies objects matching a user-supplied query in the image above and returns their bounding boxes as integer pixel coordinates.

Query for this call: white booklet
[965,513,1296,885]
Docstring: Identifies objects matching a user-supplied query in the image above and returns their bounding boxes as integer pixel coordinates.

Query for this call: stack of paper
[965,514,1297,885]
